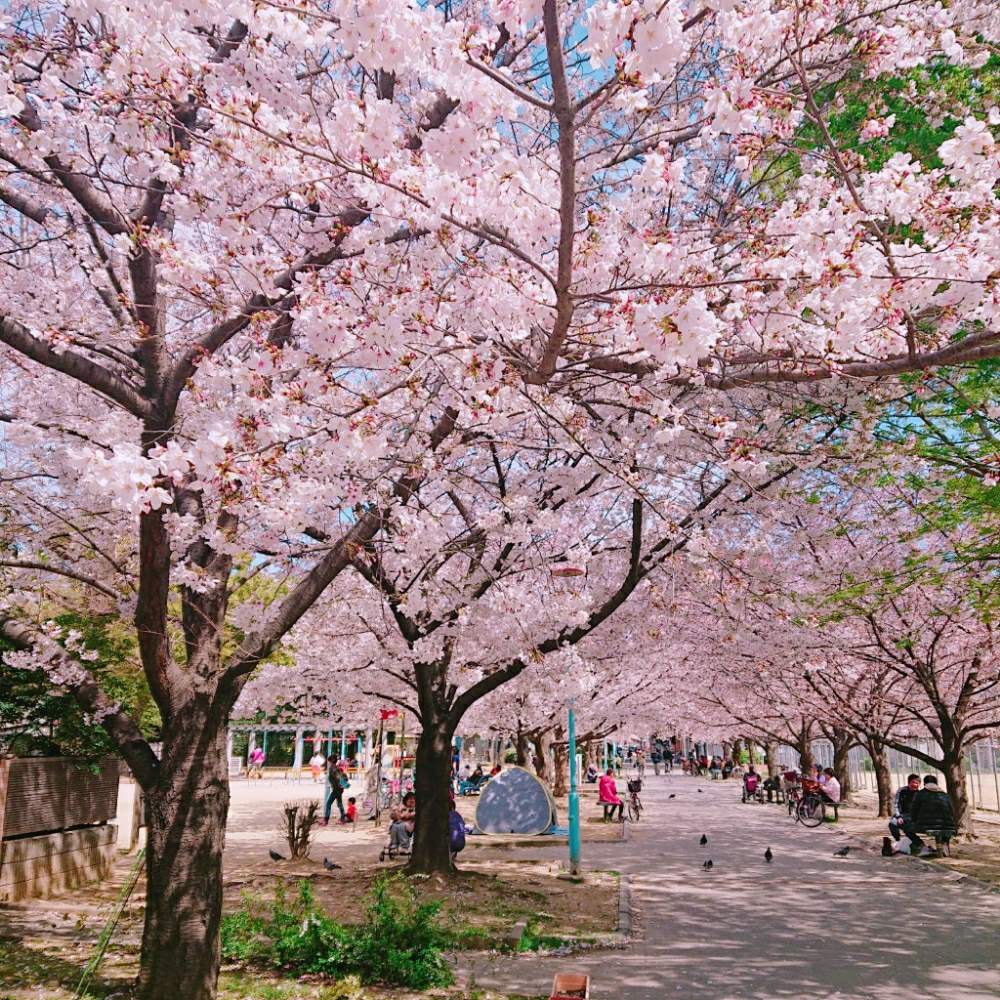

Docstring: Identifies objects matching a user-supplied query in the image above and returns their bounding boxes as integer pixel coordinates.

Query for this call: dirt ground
[226,858,618,948]
[0,779,623,999]
[828,788,1000,886]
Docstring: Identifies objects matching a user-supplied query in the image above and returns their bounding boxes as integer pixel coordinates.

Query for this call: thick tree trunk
[515,723,530,767]
[409,717,456,874]
[870,742,893,817]
[552,727,568,797]
[136,699,230,1000]
[765,740,779,779]
[797,724,815,774]
[942,751,971,836]
[536,729,554,785]
[831,727,852,802]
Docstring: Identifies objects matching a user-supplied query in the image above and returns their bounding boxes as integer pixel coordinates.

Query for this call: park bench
[920,828,954,856]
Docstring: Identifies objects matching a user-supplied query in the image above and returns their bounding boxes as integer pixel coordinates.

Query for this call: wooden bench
[920,827,955,856]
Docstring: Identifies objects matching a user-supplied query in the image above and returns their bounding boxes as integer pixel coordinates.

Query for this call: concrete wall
[0,824,116,901]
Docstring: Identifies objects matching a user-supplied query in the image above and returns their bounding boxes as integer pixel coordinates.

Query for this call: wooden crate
[550,971,590,999]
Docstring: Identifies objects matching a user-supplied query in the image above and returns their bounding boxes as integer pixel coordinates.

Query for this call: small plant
[221,876,453,989]
[281,800,320,859]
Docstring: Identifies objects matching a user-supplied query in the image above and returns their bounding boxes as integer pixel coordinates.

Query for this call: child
[341,796,357,824]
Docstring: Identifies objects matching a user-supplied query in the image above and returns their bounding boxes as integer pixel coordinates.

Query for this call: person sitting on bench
[598,767,624,821]
[908,775,956,857]
[889,773,920,845]
[818,767,841,808]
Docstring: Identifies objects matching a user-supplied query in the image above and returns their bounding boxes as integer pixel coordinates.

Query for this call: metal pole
[568,704,581,876]
[374,717,385,825]
[991,736,1000,813]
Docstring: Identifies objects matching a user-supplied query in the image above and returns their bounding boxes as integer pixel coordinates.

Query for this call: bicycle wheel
[627,798,640,822]
[797,794,825,828]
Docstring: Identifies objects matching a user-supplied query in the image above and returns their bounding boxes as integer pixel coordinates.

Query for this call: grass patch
[221,877,453,990]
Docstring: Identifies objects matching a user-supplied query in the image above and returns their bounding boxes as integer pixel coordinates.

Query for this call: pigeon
[323,857,341,871]
[269,850,285,862]
[699,834,708,846]
[764,847,773,863]
[668,793,676,799]
[833,845,850,857]
[702,859,713,870]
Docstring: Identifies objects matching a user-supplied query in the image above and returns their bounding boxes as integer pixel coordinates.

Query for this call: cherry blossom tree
[1,0,998,996]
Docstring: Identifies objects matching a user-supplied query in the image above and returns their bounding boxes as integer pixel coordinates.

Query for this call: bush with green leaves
[221,877,453,990]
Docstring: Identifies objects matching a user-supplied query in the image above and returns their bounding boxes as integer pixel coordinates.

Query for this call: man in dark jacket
[889,773,920,842]
[907,775,956,856]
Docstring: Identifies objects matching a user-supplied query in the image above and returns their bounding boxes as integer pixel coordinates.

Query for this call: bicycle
[796,790,828,827]
[626,778,642,822]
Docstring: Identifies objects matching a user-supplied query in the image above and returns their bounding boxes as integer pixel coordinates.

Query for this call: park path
[462,773,1000,1000]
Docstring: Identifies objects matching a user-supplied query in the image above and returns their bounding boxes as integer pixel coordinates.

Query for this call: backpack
[448,810,466,854]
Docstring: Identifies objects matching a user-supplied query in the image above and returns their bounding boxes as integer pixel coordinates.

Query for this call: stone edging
[616,872,633,940]
[500,870,633,955]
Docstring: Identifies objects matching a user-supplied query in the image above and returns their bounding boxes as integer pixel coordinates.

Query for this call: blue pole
[340,728,347,762]
[568,706,581,875]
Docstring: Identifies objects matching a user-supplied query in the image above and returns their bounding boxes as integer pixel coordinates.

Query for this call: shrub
[221,877,453,990]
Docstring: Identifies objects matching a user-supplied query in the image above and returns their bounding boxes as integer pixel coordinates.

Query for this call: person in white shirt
[818,767,841,804]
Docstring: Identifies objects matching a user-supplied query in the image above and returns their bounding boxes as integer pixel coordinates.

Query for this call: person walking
[323,760,348,825]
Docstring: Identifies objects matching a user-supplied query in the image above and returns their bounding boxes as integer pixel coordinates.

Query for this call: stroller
[379,821,412,862]
[741,770,765,803]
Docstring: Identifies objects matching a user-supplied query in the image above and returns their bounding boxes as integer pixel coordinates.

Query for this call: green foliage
[759,56,999,198]
[221,878,454,991]
[812,59,999,171]
[872,359,1000,567]
[0,611,159,760]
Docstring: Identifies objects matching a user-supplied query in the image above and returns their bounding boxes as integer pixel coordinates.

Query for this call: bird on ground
[699,834,708,846]
[323,857,341,871]
[697,788,703,793]
[268,850,285,862]
[702,859,713,870]
[764,847,773,863]
[668,793,676,799]
[833,846,851,857]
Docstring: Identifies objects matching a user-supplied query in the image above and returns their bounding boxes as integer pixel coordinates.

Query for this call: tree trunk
[870,741,893,817]
[797,724,815,774]
[536,729,554,785]
[831,727,852,802]
[515,723,530,767]
[409,716,456,874]
[765,740,779,779]
[942,751,972,836]
[552,727,568,798]
[136,699,230,1000]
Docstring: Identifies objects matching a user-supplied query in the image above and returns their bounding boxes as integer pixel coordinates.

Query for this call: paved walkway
[463,774,1000,1000]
